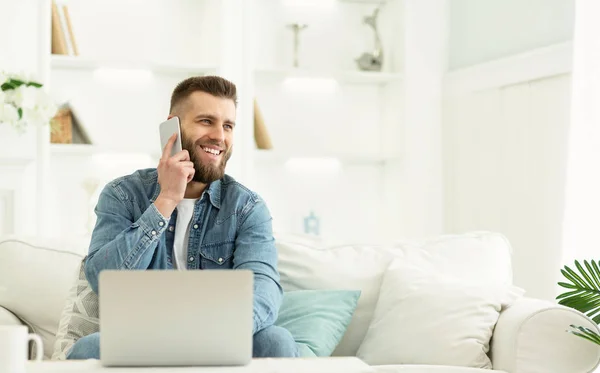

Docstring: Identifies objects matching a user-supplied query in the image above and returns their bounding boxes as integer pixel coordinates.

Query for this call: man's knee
[253,325,298,358]
[66,332,100,360]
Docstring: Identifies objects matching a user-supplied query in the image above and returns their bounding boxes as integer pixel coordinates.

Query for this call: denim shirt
[83,168,283,334]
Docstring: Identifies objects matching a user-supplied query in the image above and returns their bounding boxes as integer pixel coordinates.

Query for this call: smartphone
[159,116,183,157]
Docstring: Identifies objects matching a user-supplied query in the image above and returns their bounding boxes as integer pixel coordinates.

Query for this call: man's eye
[200,119,211,124]
[224,124,233,130]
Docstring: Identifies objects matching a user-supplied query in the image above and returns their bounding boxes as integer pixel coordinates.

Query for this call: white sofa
[1,232,599,373]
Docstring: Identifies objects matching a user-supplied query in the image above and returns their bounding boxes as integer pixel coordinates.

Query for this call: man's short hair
[169,75,237,114]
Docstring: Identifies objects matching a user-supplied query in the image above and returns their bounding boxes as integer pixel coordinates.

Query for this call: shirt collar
[205,179,222,209]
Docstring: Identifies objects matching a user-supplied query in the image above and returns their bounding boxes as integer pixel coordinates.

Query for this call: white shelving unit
[14,0,407,242]
[248,0,405,241]
[254,149,401,165]
[35,0,254,239]
[255,67,402,85]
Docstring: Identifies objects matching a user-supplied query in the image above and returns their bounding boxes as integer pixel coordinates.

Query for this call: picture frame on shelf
[50,102,92,145]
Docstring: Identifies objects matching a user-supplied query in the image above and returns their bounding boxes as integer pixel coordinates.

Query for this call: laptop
[98,269,253,367]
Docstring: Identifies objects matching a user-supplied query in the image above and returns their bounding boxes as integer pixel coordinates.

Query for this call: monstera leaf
[557,260,600,346]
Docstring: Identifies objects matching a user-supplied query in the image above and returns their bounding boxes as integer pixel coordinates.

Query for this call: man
[66,76,298,359]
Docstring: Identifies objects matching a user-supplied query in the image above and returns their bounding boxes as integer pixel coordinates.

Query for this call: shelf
[50,55,217,75]
[50,144,152,157]
[255,67,402,85]
[254,149,400,165]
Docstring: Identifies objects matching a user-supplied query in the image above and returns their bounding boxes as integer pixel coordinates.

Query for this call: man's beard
[182,134,232,184]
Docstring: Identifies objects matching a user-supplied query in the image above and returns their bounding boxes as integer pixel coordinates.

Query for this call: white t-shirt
[173,198,198,270]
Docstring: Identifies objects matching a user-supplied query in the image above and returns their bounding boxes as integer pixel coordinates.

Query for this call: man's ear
[167,114,175,120]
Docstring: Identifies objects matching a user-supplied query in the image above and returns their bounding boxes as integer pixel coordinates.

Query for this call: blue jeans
[66,326,299,360]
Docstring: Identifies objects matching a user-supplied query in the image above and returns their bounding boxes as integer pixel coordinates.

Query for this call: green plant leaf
[562,267,587,289]
[557,289,584,301]
[569,324,600,345]
[557,261,600,323]
[1,82,16,91]
[17,108,23,119]
[558,282,579,290]
[588,260,600,289]
[571,331,600,346]
[9,78,25,87]
[26,81,42,88]
[576,260,599,290]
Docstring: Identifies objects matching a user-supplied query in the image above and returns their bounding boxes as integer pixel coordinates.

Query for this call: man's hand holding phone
[154,133,195,217]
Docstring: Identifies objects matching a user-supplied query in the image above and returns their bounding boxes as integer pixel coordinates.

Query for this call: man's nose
[208,124,225,143]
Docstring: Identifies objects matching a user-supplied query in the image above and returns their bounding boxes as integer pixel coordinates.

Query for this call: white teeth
[203,147,220,155]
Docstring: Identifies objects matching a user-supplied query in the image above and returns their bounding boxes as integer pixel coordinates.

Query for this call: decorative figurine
[355,6,383,72]
[286,23,308,68]
[303,210,320,236]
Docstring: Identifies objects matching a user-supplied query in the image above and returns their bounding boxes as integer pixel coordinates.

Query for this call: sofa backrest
[0,236,85,359]
[275,231,514,357]
[0,231,514,360]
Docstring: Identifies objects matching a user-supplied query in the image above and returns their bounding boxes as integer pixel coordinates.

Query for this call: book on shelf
[253,98,273,150]
[51,0,79,56]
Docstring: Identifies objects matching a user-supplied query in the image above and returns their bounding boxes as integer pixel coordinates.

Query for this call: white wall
[443,73,572,300]
[0,0,47,236]
[0,0,43,75]
[449,0,574,69]
[47,151,155,239]
[397,0,447,239]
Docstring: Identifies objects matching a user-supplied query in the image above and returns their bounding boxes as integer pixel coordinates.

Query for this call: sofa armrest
[491,297,600,373]
[0,305,24,326]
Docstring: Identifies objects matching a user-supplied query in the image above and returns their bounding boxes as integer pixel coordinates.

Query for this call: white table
[27,358,374,373]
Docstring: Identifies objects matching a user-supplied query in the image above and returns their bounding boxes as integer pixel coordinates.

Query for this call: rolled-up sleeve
[84,184,170,294]
[233,199,283,334]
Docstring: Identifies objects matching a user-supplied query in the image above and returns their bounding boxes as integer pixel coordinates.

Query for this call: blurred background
[1,0,598,301]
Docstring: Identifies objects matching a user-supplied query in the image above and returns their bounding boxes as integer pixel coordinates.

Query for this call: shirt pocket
[200,241,234,269]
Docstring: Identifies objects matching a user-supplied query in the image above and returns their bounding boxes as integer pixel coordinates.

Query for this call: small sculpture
[286,23,308,68]
[355,7,383,72]
[303,210,320,236]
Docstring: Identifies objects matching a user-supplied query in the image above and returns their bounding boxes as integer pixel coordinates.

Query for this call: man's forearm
[84,202,170,294]
[252,273,283,334]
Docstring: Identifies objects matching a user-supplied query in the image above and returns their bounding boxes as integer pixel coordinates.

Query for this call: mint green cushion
[274,289,361,357]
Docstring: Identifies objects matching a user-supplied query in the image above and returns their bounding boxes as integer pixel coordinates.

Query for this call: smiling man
[66,76,298,359]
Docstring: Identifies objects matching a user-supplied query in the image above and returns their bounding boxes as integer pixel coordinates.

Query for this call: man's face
[175,91,236,184]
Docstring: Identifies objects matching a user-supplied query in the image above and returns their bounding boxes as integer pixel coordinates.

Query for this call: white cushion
[391,231,513,285]
[276,237,395,357]
[357,259,524,367]
[0,236,85,358]
[275,231,514,357]
[51,261,100,360]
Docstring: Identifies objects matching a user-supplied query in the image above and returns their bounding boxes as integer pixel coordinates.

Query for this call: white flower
[5,85,38,109]
[0,103,20,124]
[4,88,18,105]
[0,72,57,132]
